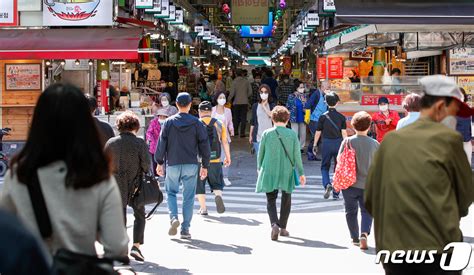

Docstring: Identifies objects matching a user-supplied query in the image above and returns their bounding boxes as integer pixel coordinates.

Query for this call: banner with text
[231,0,269,25]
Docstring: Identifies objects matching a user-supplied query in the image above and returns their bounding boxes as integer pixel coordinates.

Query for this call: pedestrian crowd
[0,72,472,275]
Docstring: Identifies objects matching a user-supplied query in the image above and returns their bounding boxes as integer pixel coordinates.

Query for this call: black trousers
[266,190,291,229]
[383,255,461,275]
[123,206,146,245]
[232,104,248,136]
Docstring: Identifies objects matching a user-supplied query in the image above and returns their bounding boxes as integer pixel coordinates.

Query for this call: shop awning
[0,28,142,60]
[335,0,474,25]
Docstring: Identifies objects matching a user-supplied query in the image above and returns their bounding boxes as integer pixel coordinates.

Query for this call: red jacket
[372,110,400,143]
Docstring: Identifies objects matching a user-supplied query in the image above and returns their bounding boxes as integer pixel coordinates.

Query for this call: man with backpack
[312,92,347,200]
[196,101,232,215]
[305,81,330,160]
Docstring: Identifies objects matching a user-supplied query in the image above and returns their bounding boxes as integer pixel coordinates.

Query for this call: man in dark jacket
[86,94,115,147]
[155,92,211,239]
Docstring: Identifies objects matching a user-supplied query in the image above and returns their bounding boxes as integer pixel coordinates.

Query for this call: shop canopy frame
[334,0,474,25]
[0,28,142,60]
[322,25,474,55]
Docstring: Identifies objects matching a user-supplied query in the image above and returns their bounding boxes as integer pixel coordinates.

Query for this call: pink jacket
[212,106,234,142]
[146,117,161,154]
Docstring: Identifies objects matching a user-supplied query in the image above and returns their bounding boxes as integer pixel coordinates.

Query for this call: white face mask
[260,93,269,101]
[159,119,166,124]
[284,79,289,84]
[379,105,388,112]
[161,100,169,107]
[217,98,226,106]
[297,88,305,93]
[441,115,457,130]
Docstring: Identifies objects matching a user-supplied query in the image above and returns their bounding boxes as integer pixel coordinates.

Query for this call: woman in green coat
[256,106,306,241]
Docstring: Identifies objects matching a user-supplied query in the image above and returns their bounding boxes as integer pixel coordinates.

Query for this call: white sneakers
[224,177,232,186]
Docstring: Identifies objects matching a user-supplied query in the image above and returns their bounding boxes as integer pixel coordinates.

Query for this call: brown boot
[280,228,290,237]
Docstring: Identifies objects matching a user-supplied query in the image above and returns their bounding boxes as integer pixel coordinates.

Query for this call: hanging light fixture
[88,60,94,66]
[45,60,51,66]
[100,60,106,66]
[74,59,80,65]
[60,60,66,66]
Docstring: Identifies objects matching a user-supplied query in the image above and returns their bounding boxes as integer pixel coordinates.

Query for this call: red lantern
[222,4,230,14]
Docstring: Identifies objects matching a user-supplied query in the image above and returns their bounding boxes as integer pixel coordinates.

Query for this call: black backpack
[202,118,222,161]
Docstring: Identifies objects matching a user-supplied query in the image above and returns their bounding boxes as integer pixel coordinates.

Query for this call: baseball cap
[419,75,474,117]
[176,92,192,106]
[199,101,212,111]
[378,96,389,105]
[156,109,169,117]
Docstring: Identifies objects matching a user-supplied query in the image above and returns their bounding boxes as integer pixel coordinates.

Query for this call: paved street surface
[1,139,473,274]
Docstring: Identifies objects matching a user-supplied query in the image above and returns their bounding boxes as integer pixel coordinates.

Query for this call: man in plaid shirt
[277,75,294,106]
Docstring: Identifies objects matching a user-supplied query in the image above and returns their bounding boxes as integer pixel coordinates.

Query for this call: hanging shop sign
[0,0,18,26]
[231,0,269,25]
[307,12,319,27]
[448,48,474,76]
[19,0,41,11]
[171,8,183,24]
[317,57,343,79]
[164,4,175,21]
[43,0,113,26]
[5,63,42,91]
[195,26,204,36]
[145,1,161,13]
[203,30,211,40]
[154,0,169,18]
[283,57,292,75]
[361,95,404,106]
[323,0,336,12]
[136,0,153,9]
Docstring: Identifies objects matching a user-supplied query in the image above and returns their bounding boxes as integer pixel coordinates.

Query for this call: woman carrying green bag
[256,106,306,241]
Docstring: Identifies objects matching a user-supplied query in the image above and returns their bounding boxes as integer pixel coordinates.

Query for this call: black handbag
[26,174,130,275]
[130,172,164,219]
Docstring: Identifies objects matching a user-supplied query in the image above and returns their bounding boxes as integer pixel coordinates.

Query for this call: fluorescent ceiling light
[138,48,161,53]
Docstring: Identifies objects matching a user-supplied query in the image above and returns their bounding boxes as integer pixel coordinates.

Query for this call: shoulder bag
[275,129,300,187]
[27,174,132,275]
[324,113,341,132]
[332,139,357,192]
[130,171,164,219]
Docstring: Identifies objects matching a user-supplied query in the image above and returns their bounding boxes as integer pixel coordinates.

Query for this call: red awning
[0,28,142,60]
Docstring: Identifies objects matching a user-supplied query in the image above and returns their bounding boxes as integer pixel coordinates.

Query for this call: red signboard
[317,57,343,79]
[361,95,404,106]
[283,57,292,75]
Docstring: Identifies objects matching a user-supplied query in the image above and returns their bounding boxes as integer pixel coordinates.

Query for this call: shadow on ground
[277,236,348,250]
[463,236,474,243]
[130,261,191,274]
[172,239,253,255]
[203,215,262,226]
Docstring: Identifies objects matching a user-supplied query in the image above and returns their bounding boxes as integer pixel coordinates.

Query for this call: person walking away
[287,82,309,153]
[105,111,151,262]
[225,70,234,92]
[0,209,51,275]
[256,106,306,241]
[215,75,226,95]
[312,92,347,200]
[305,81,330,160]
[456,88,473,165]
[365,75,474,275]
[390,68,404,94]
[155,92,211,239]
[249,84,275,155]
[86,94,115,147]
[0,83,128,263]
[371,97,400,143]
[229,69,252,138]
[251,73,262,105]
[262,69,279,102]
[157,92,178,117]
[197,101,232,215]
[277,74,294,106]
[212,91,234,186]
[146,109,169,174]
[338,111,378,250]
[396,93,421,130]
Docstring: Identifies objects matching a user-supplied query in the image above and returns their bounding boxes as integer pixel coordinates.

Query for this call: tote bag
[332,140,357,192]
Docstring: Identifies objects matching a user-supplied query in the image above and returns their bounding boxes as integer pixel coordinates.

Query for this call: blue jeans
[253,142,260,155]
[321,138,342,196]
[342,187,373,239]
[307,121,319,159]
[165,164,199,231]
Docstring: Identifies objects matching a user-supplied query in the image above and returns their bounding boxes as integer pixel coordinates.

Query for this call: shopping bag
[332,140,357,192]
